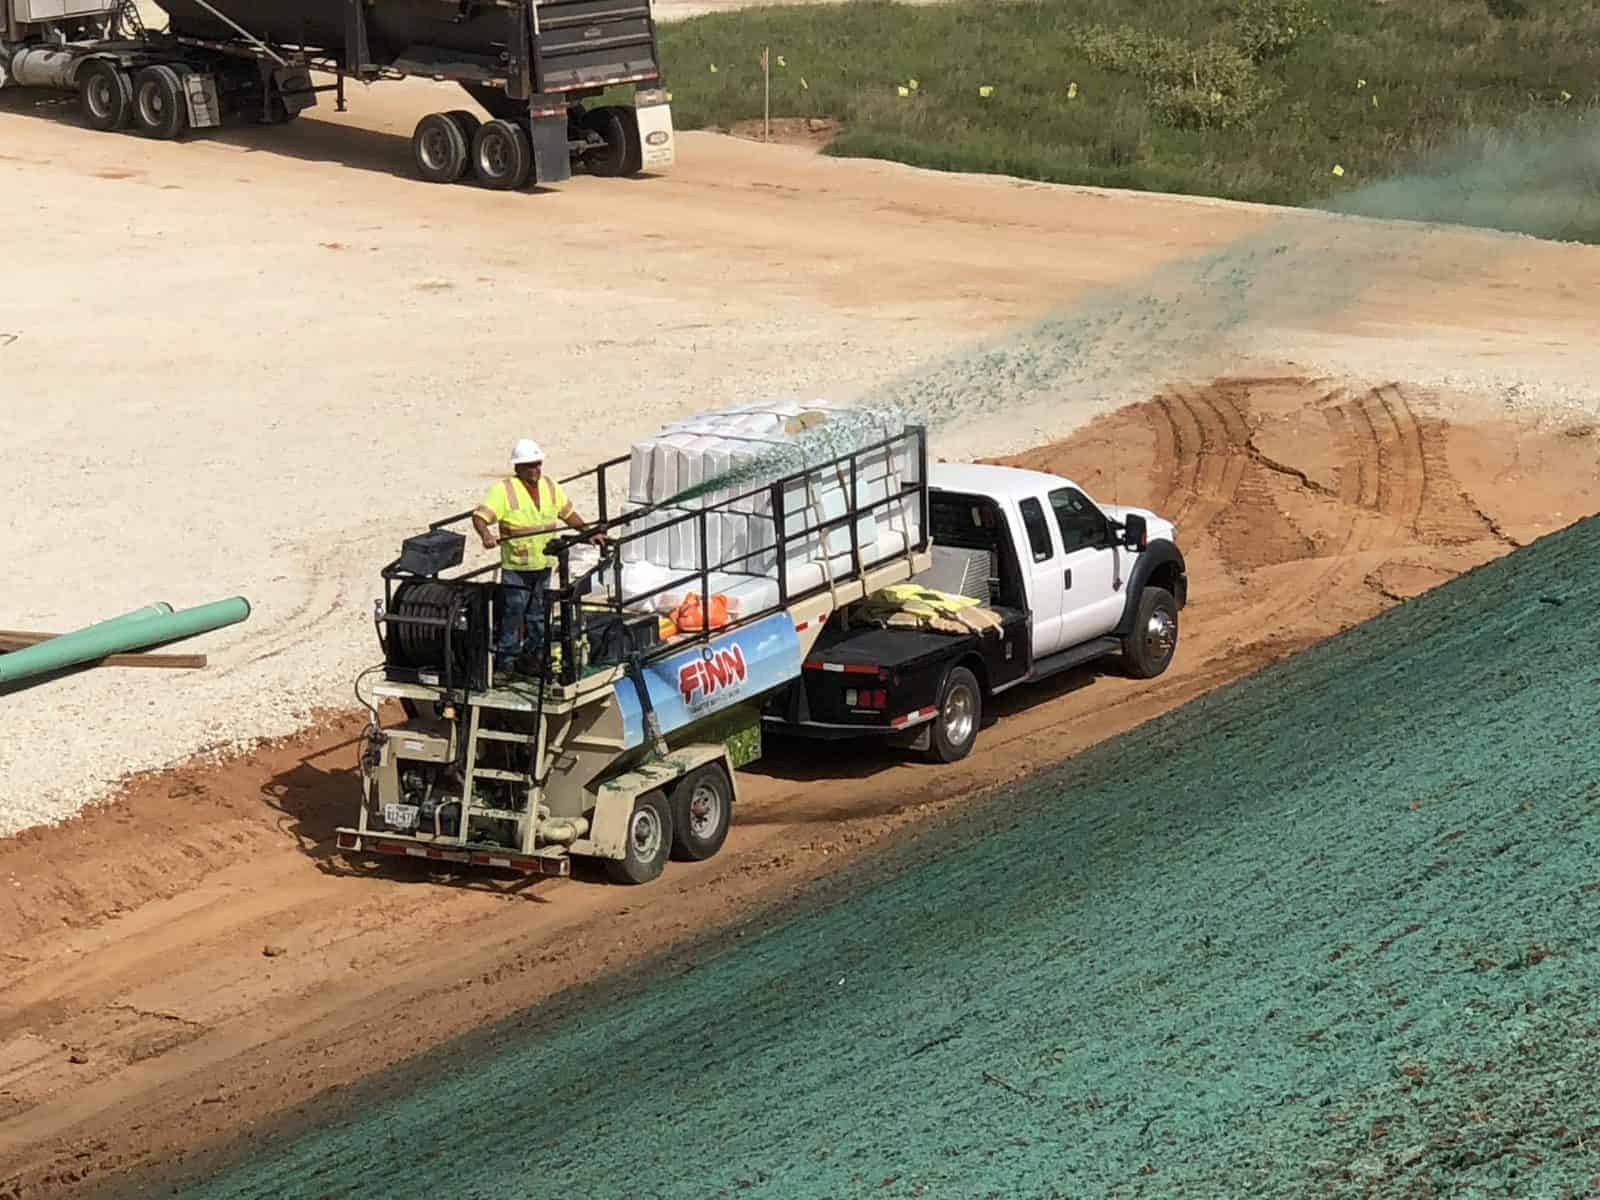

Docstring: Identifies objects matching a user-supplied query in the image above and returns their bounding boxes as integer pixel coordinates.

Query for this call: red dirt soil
[3,376,1599,1198]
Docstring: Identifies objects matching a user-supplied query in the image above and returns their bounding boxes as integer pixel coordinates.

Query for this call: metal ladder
[456,702,540,844]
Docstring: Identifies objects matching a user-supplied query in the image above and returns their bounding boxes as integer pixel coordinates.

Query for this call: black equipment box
[394,529,466,577]
[584,610,660,666]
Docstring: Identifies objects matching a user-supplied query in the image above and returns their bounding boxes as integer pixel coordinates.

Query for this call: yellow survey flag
[1561,90,1572,102]
[1357,78,1366,89]
[909,78,919,91]
[801,76,808,89]
[897,85,909,97]
[1331,164,1345,177]
[1067,81,1078,99]
[777,55,786,67]
[709,63,717,73]
[978,85,993,98]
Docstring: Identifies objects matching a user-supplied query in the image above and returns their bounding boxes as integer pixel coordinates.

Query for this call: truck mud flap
[529,104,571,185]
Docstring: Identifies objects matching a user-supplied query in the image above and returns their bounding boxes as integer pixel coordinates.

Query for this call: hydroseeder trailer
[0,0,673,188]
[338,403,1187,885]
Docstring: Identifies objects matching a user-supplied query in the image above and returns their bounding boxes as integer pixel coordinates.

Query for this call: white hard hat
[511,438,545,465]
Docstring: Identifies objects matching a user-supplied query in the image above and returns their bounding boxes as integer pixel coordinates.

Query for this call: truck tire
[412,112,469,184]
[80,61,133,132]
[605,789,673,885]
[1121,586,1179,679]
[669,764,732,862]
[471,119,532,190]
[928,666,982,764]
[445,109,482,144]
[583,106,643,177]
[131,66,187,141]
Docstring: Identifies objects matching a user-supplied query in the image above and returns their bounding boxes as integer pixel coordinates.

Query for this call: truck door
[1048,486,1122,645]
[1013,495,1067,656]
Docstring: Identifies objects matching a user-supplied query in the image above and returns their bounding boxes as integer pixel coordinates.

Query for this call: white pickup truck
[763,463,1187,761]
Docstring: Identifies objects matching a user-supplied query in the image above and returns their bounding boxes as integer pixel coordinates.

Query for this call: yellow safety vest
[474,475,570,571]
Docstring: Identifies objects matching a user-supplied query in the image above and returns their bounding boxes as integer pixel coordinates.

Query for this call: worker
[471,439,604,678]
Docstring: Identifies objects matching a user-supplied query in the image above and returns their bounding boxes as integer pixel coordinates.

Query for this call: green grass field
[657,0,1600,239]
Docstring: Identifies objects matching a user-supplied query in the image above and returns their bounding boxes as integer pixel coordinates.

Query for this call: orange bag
[674,592,729,632]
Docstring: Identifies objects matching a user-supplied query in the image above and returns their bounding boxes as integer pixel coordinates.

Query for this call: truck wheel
[928,666,982,764]
[80,61,133,132]
[471,119,532,190]
[445,109,482,144]
[412,113,469,183]
[131,66,187,141]
[1121,586,1179,679]
[669,764,732,862]
[605,789,673,884]
[583,106,643,177]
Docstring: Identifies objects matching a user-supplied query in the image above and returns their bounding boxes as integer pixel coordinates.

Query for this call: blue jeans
[494,568,550,670]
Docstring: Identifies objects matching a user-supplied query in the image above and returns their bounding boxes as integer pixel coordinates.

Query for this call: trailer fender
[1113,539,1187,638]
[580,744,736,860]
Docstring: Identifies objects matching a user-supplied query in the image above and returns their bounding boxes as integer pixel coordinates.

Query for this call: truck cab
[764,463,1186,761]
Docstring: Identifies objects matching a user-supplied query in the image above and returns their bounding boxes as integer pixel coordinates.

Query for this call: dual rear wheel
[412,110,531,190]
[81,61,187,140]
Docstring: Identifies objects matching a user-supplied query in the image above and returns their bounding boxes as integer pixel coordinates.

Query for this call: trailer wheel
[605,789,673,885]
[80,61,133,132]
[928,666,982,764]
[445,109,482,144]
[669,764,732,862]
[131,66,187,140]
[583,106,643,177]
[1121,586,1179,679]
[470,119,532,190]
[411,112,469,183]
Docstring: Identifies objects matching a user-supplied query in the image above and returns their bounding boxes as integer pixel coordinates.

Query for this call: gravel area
[3,100,1597,835]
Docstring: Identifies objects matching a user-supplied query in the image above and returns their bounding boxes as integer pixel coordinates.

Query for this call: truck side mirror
[1121,513,1148,550]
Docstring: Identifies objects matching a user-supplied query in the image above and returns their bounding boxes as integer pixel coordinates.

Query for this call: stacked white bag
[613,399,922,619]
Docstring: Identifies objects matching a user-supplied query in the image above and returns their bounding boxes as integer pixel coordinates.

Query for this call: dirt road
[5,47,1600,1199]
[5,373,1600,1197]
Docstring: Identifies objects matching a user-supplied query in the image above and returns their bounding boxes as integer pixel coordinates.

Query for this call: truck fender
[1113,539,1187,638]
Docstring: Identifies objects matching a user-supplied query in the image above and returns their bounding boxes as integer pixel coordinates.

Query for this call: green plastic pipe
[73,602,176,635]
[0,597,251,685]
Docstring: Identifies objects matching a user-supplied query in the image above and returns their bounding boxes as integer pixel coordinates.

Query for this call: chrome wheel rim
[1145,609,1177,661]
[687,782,722,841]
[87,75,115,118]
[420,126,453,171]
[942,682,976,746]
[629,806,663,862]
[138,83,164,125]
[478,134,510,179]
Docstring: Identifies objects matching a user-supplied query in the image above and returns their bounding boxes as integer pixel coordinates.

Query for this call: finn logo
[678,645,748,706]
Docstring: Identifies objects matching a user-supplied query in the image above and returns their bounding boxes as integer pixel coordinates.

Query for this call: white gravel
[3,121,1596,836]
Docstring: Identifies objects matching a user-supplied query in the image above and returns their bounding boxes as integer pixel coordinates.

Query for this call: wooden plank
[0,630,206,670]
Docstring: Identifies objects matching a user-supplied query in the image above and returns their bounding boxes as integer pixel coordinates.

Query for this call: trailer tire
[605,789,673,885]
[131,66,187,140]
[470,119,532,190]
[412,112,469,183]
[669,764,732,862]
[928,666,982,764]
[445,109,482,144]
[1121,585,1179,679]
[80,61,133,132]
[582,106,643,177]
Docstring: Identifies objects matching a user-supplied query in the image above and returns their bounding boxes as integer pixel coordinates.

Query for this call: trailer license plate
[384,803,419,830]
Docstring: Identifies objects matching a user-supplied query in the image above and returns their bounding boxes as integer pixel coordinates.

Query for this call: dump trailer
[0,0,673,188]
[338,403,932,883]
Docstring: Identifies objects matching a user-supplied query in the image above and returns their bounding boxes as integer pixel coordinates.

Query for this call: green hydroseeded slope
[178,517,1600,1198]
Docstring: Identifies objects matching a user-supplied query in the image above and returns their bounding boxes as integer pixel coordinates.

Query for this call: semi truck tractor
[337,401,1186,885]
[0,0,673,188]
